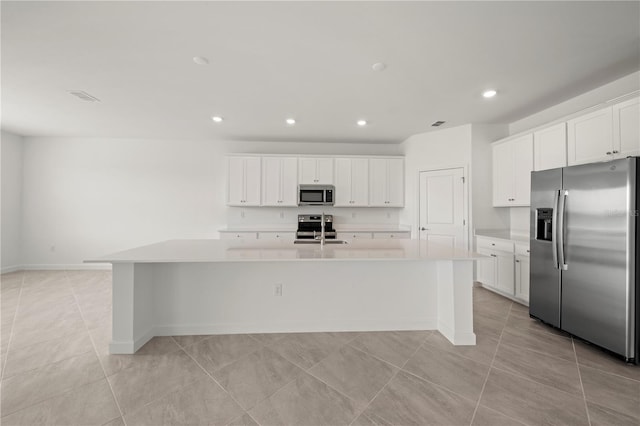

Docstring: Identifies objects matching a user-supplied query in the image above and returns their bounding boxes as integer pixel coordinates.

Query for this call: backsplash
[225,206,402,229]
[510,207,530,236]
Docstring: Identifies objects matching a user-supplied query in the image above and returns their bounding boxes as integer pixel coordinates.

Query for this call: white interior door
[419,168,466,249]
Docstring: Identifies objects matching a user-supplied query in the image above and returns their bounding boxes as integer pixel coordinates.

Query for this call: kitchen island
[87,239,483,354]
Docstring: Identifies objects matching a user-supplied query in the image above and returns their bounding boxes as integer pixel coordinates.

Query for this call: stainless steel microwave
[298,185,334,206]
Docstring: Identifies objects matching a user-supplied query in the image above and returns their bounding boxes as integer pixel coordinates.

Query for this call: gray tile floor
[1,270,639,425]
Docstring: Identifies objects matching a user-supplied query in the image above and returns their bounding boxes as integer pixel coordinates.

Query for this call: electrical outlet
[279,211,284,219]
[386,212,391,219]
[50,245,56,252]
[351,212,356,219]
[274,284,283,296]
[240,210,245,219]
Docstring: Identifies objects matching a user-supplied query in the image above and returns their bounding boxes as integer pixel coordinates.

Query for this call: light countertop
[475,229,530,244]
[86,239,483,264]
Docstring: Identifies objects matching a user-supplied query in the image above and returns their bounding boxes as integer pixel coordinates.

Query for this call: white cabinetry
[372,231,410,239]
[220,231,258,240]
[476,237,515,296]
[492,134,533,206]
[613,97,640,158]
[515,243,530,303]
[567,107,614,165]
[257,231,296,240]
[299,158,334,184]
[369,158,404,207]
[227,157,261,206]
[262,157,298,206]
[534,123,567,171]
[566,98,640,165]
[335,158,369,206]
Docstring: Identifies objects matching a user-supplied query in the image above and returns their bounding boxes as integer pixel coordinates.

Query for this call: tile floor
[1,270,639,425]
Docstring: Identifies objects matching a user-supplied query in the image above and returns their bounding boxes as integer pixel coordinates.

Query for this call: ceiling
[2,1,639,144]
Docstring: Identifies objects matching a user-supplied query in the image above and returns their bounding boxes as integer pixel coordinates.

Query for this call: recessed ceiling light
[483,89,497,98]
[211,116,223,123]
[371,62,387,72]
[193,56,209,65]
[286,118,296,125]
[357,120,367,126]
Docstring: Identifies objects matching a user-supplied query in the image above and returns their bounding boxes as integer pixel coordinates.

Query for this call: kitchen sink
[293,240,349,245]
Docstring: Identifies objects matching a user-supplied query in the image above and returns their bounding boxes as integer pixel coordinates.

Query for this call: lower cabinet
[515,243,530,303]
[476,236,529,304]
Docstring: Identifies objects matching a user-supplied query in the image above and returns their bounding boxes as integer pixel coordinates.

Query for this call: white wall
[19,136,402,267]
[1,131,24,272]
[469,124,510,233]
[401,125,473,240]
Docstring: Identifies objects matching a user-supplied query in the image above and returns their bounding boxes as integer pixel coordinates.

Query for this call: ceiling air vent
[431,120,446,127]
[68,90,100,102]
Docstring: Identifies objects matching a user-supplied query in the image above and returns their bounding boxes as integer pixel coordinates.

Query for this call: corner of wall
[1,130,25,272]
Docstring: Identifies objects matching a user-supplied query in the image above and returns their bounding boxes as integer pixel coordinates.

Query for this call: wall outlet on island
[351,212,356,219]
[274,284,283,297]
[50,245,56,252]
[279,211,284,219]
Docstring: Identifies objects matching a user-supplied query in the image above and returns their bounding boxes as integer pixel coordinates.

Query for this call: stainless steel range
[295,214,336,240]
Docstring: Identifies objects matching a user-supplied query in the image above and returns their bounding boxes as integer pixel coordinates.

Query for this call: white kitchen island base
[88,239,480,354]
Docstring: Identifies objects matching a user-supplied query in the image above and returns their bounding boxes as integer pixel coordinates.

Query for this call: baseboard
[1,265,22,274]
[437,320,476,346]
[108,328,155,354]
[15,264,112,271]
[154,318,439,337]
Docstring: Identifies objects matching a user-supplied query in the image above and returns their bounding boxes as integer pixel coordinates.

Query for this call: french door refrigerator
[530,157,639,363]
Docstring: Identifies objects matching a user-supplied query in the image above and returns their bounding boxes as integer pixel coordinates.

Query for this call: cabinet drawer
[257,232,296,240]
[476,237,514,253]
[220,232,258,240]
[372,232,410,239]
[515,244,530,256]
[341,232,373,240]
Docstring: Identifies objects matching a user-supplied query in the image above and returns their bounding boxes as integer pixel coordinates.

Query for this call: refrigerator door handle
[552,190,560,269]
[557,190,569,270]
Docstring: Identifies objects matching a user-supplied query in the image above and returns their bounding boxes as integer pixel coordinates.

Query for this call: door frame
[416,164,470,250]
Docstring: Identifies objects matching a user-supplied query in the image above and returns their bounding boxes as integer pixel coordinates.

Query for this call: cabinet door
[227,157,246,206]
[495,251,515,295]
[280,158,298,206]
[492,142,514,206]
[534,123,567,171]
[613,97,640,158]
[315,158,334,184]
[243,157,261,205]
[567,107,613,165]
[515,255,530,302]
[476,248,496,288]
[351,158,370,206]
[262,157,282,206]
[299,158,318,184]
[368,159,388,206]
[512,134,533,205]
[386,158,404,207]
[334,158,353,206]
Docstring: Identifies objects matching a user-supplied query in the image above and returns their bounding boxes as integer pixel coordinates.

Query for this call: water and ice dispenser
[535,208,553,241]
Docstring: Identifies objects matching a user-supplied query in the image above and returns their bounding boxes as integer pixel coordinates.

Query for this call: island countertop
[86,239,485,263]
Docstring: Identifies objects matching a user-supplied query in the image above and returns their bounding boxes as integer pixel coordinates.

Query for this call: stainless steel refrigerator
[530,157,638,363]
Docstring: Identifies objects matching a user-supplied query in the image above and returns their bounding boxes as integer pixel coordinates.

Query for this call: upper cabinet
[567,107,613,165]
[334,158,369,206]
[299,158,334,184]
[613,97,640,159]
[567,97,640,165]
[227,156,261,206]
[369,158,404,207]
[262,157,298,206]
[534,123,567,171]
[492,134,533,206]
